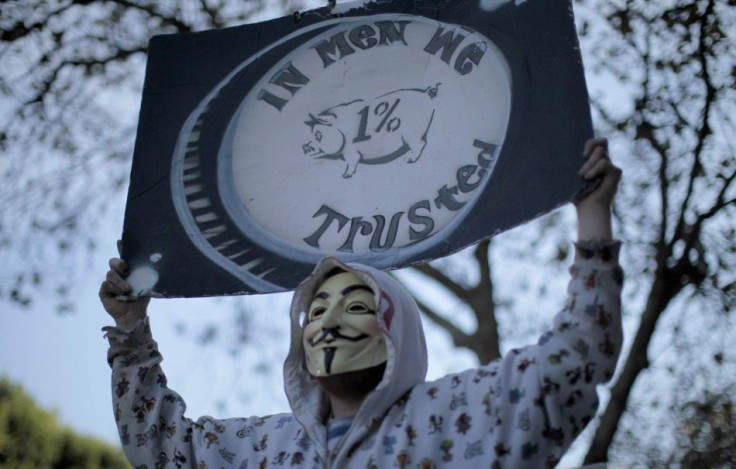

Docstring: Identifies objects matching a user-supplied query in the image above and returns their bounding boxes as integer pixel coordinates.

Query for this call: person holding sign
[100,138,622,468]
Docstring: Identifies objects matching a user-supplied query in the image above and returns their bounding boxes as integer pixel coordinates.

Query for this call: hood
[283,257,428,452]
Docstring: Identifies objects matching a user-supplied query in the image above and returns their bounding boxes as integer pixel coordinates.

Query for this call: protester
[100,138,622,468]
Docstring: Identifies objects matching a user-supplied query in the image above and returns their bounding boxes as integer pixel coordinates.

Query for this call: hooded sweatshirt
[104,240,623,469]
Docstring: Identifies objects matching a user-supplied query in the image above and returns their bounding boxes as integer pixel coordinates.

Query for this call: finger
[579,146,609,177]
[98,282,108,300]
[581,158,613,180]
[105,270,133,294]
[585,162,622,191]
[583,137,608,159]
[594,166,622,201]
[109,258,129,276]
[99,279,129,299]
[601,164,623,188]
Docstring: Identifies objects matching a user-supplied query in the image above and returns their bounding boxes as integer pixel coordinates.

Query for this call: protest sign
[122,0,593,296]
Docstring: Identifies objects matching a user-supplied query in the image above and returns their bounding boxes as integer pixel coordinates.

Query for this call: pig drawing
[302,84,440,178]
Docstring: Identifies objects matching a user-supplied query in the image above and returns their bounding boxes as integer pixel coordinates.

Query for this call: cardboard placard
[122,0,593,297]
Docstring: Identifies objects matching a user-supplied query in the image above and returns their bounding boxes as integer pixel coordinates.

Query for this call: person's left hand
[573,137,622,213]
[573,138,622,241]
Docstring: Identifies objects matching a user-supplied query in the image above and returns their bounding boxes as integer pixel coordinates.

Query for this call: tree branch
[23,45,147,106]
[198,0,224,28]
[409,262,470,302]
[589,96,626,131]
[104,0,193,33]
[413,296,472,350]
[671,0,716,250]
[0,3,75,42]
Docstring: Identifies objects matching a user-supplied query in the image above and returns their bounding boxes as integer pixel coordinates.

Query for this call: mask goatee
[324,347,336,374]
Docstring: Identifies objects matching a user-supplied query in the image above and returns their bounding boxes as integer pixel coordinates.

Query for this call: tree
[575,0,735,462]
[2,0,735,465]
[0,377,130,468]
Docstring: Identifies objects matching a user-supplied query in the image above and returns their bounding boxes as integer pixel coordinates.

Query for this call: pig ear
[317,111,337,125]
[305,113,331,129]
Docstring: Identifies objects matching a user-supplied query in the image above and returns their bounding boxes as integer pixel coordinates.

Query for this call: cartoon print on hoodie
[104,241,623,468]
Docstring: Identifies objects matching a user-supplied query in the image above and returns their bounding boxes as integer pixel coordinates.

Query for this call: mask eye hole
[309,307,326,321]
[346,302,372,314]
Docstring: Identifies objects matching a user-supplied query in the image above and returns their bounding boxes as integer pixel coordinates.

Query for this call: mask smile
[307,327,370,347]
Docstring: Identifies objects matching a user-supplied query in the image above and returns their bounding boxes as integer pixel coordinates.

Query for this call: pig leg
[342,149,362,178]
[404,110,435,164]
[404,137,427,164]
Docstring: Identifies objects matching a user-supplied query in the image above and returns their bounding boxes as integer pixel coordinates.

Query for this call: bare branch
[23,45,147,106]
[413,296,472,350]
[672,0,717,247]
[105,0,193,33]
[0,3,75,42]
[696,163,736,227]
[698,192,736,224]
[409,262,470,302]
[589,96,626,130]
[198,0,225,28]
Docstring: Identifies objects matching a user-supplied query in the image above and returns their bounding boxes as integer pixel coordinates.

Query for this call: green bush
[0,377,129,469]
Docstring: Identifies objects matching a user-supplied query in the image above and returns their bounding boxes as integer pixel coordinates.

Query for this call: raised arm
[401,138,624,467]
[574,137,622,241]
[98,245,270,468]
[99,241,150,331]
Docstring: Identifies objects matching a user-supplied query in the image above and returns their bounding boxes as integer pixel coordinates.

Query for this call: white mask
[302,271,387,376]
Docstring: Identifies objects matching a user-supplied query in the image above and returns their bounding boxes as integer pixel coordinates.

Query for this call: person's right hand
[99,243,150,329]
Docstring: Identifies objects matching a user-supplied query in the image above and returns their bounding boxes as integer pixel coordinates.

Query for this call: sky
[0,1,634,467]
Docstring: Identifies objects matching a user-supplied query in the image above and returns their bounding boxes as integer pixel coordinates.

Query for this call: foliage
[0,376,130,468]
[678,390,736,468]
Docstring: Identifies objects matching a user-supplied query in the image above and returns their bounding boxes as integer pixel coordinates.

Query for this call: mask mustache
[308,327,369,347]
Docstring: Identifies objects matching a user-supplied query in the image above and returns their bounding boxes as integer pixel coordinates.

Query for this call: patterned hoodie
[104,240,623,469]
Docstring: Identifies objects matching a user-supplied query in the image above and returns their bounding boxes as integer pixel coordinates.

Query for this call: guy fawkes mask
[302,271,387,376]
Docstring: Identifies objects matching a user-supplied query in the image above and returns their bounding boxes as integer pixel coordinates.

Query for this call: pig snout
[302,141,320,156]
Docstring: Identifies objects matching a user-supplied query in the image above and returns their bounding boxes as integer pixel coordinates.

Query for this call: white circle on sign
[215,14,510,266]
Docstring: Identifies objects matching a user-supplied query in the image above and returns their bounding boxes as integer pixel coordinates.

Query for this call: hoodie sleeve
[103,318,265,468]
[405,240,623,467]
[487,239,623,464]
